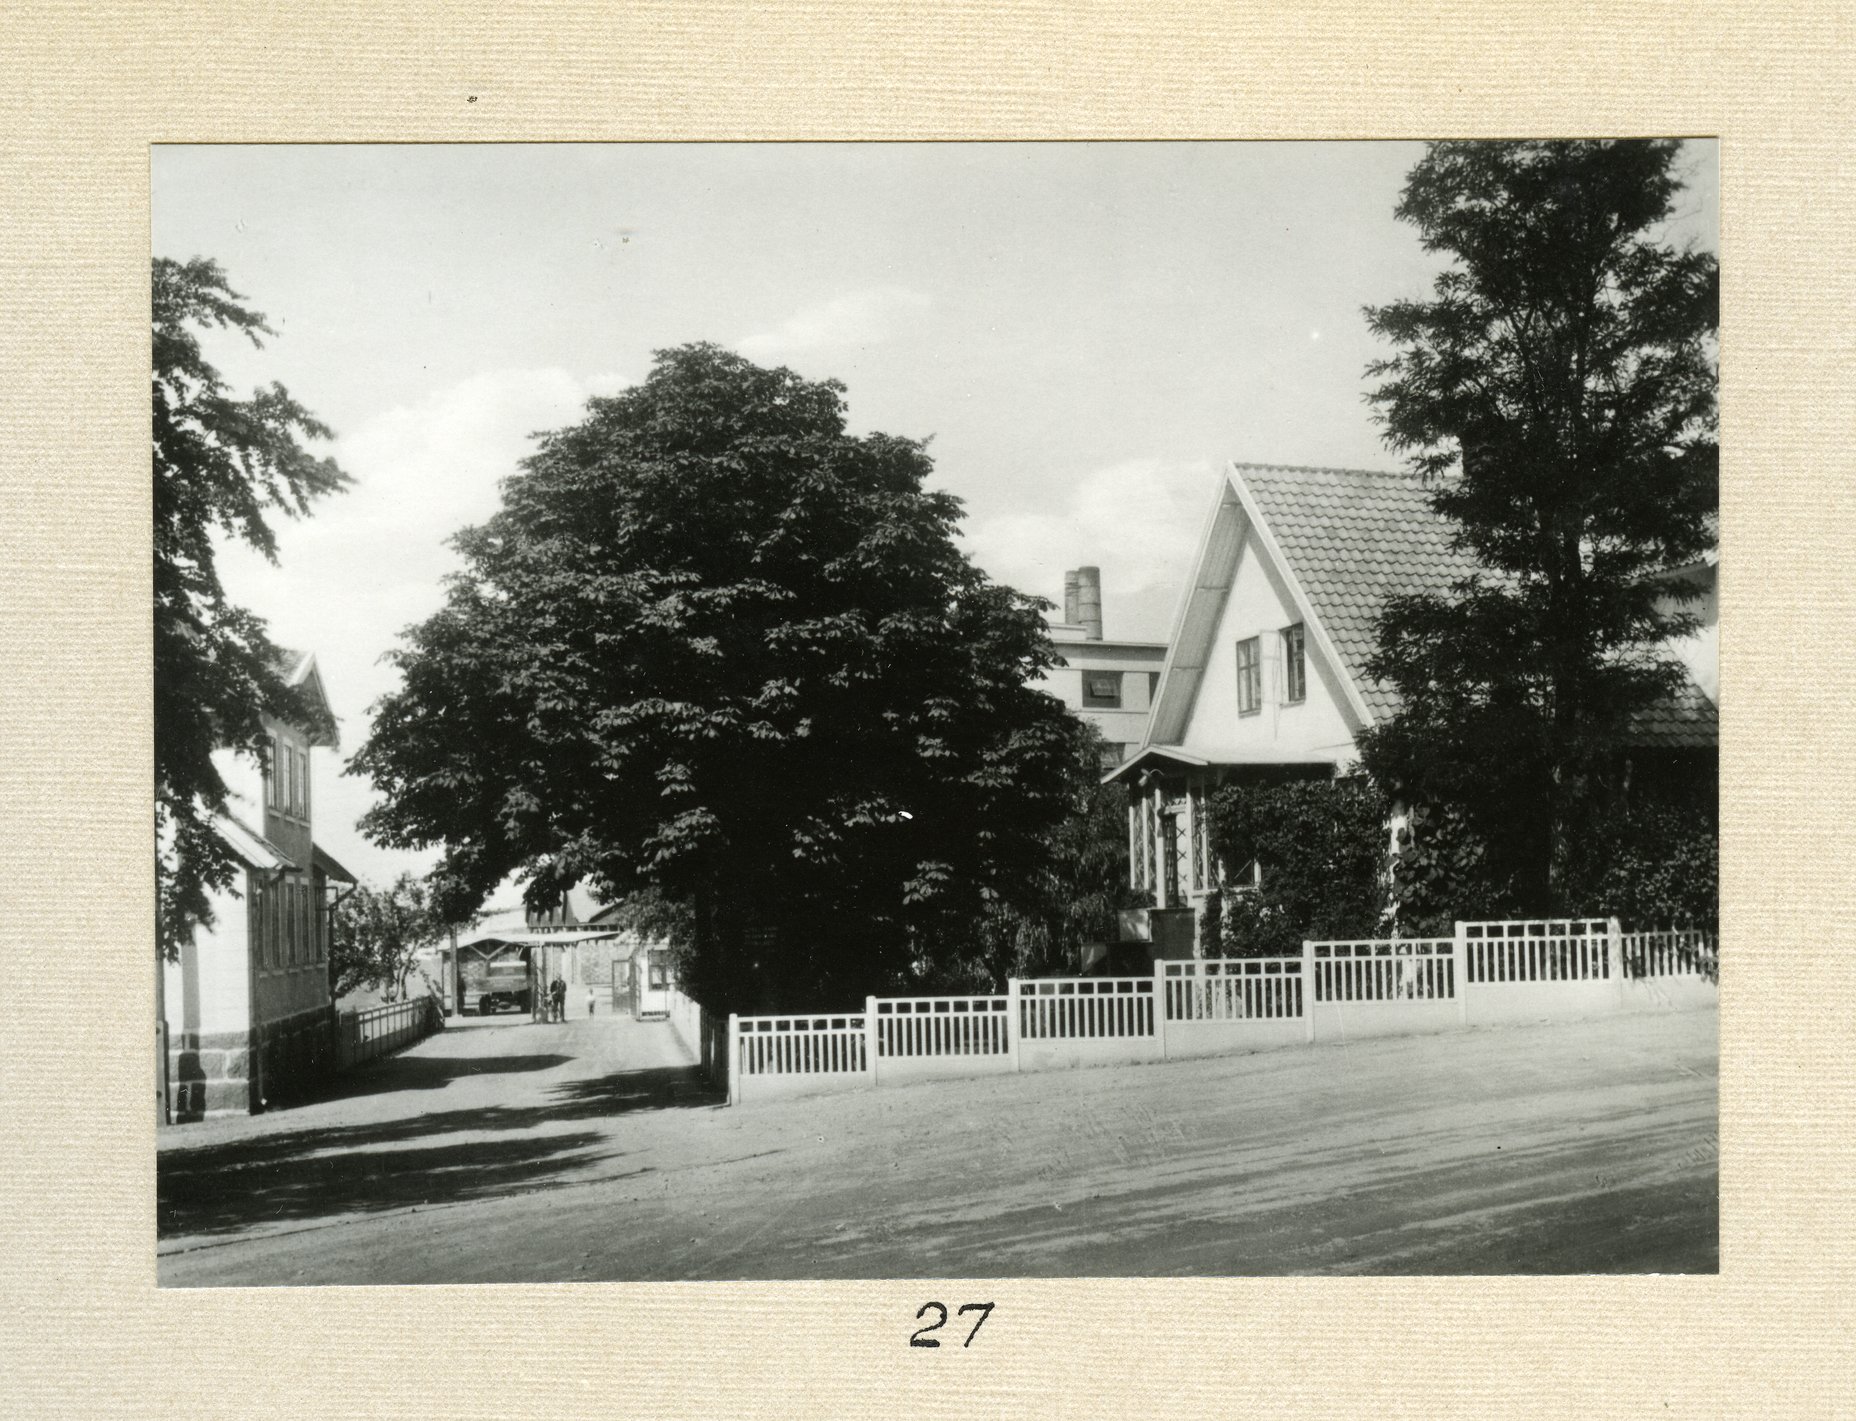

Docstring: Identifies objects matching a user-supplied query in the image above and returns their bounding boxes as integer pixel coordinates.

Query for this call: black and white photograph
[152,139,1719,1286]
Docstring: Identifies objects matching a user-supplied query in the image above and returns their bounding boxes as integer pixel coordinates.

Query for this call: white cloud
[737,286,931,362]
[960,457,1220,643]
[215,365,637,887]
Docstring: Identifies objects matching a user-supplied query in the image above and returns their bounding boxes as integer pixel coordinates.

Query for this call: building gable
[1126,460,1716,777]
[1145,462,1449,754]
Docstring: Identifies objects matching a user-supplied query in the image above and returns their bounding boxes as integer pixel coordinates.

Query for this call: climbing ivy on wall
[1204,775,1391,958]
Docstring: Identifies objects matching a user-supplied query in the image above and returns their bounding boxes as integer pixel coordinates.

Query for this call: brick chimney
[1075,565,1102,640]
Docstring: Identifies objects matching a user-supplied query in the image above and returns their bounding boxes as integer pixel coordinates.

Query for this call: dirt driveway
[158,1007,1717,1284]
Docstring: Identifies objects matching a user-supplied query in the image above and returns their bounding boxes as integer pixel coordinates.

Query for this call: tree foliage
[1205,775,1391,958]
[330,873,461,1001]
[154,257,349,958]
[1356,140,1718,911]
[352,343,1080,1012]
[925,723,1140,991]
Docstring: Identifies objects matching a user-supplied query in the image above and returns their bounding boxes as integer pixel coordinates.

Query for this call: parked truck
[462,950,532,1015]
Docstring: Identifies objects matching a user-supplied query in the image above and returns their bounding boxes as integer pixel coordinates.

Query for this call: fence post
[1301,940,1316,1043]
[1607,916,1625,1009]
[1452,921,1470,1026]
[727,1012,741,1107]
[1006,978,1023,1073]
[864,996,880,1089]
[1152,957,1169,1059]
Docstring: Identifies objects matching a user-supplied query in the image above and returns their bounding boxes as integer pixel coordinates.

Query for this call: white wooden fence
[724,918,1718,1104]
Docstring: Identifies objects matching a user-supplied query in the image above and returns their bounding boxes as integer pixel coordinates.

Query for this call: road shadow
[158,1128,628,1240]
[312,1052,577,1103]
[158,1062,723,1241]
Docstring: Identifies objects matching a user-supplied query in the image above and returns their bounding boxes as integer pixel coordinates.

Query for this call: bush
[1205,776,1390,958]
[1564,798,1718,931]
[1385,801,1528,937]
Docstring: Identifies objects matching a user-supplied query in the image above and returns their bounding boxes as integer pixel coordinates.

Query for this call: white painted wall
[1178,524,1365,765]
[1037,633,1167,755]
[164,875,254,1037]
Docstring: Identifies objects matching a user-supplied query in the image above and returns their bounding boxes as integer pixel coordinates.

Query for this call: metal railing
[337,996,440,1071]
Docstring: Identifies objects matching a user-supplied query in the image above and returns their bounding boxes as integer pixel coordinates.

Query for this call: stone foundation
[168,1027,258,1121]
[166,1006,336,1122]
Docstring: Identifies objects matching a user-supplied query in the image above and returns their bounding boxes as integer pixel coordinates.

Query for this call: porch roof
[311,843,359,885]
[454,926,625,951]
[213,813,296,873]
[1101,744,1208,785]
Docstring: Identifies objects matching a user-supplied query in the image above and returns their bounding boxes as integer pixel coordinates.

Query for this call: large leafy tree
[1357,140,1718,912]
[154,257,349,959]
[352,343,1079,1012]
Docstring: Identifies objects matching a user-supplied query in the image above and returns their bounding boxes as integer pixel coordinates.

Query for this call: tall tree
[1357,140,1718,910]
[154,257,349,958]
[352,343,1079,1011]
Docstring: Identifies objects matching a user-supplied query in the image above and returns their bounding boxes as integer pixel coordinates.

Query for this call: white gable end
[1176,517,1365,766]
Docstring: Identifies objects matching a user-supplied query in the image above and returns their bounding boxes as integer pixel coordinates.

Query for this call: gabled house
[1106,461,1718,930]
[161,649,358,1121]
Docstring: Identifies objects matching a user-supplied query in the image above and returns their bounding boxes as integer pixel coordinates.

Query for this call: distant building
[450,884,676,1019]
[1037,566,1168,768]
[160,650,358,1121]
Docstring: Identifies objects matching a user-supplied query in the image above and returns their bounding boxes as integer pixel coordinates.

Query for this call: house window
[249,878,265,964]
[1283,623,1307,704]
[1098,742,1123,771]
[296,747,310,818]
[1235,637,1262,715]
[264,734,280,809]
[1082,671,1122,708]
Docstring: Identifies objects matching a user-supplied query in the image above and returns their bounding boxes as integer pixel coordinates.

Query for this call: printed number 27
[911,1301,994,1348]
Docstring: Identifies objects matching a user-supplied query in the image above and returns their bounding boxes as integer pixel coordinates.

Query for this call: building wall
[163,874,256,1120]
[166,720,336,1121]
[1037,632,1168,763]
[1178,524,1363,766]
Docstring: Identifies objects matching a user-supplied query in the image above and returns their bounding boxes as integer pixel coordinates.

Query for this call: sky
[152,141,1718,890]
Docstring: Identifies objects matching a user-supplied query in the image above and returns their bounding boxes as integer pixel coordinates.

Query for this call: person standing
[549,976,567,1023]
[586,984,597,1017]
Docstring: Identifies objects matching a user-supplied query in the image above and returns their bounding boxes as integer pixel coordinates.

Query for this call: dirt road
[158,1007,1717,1284]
